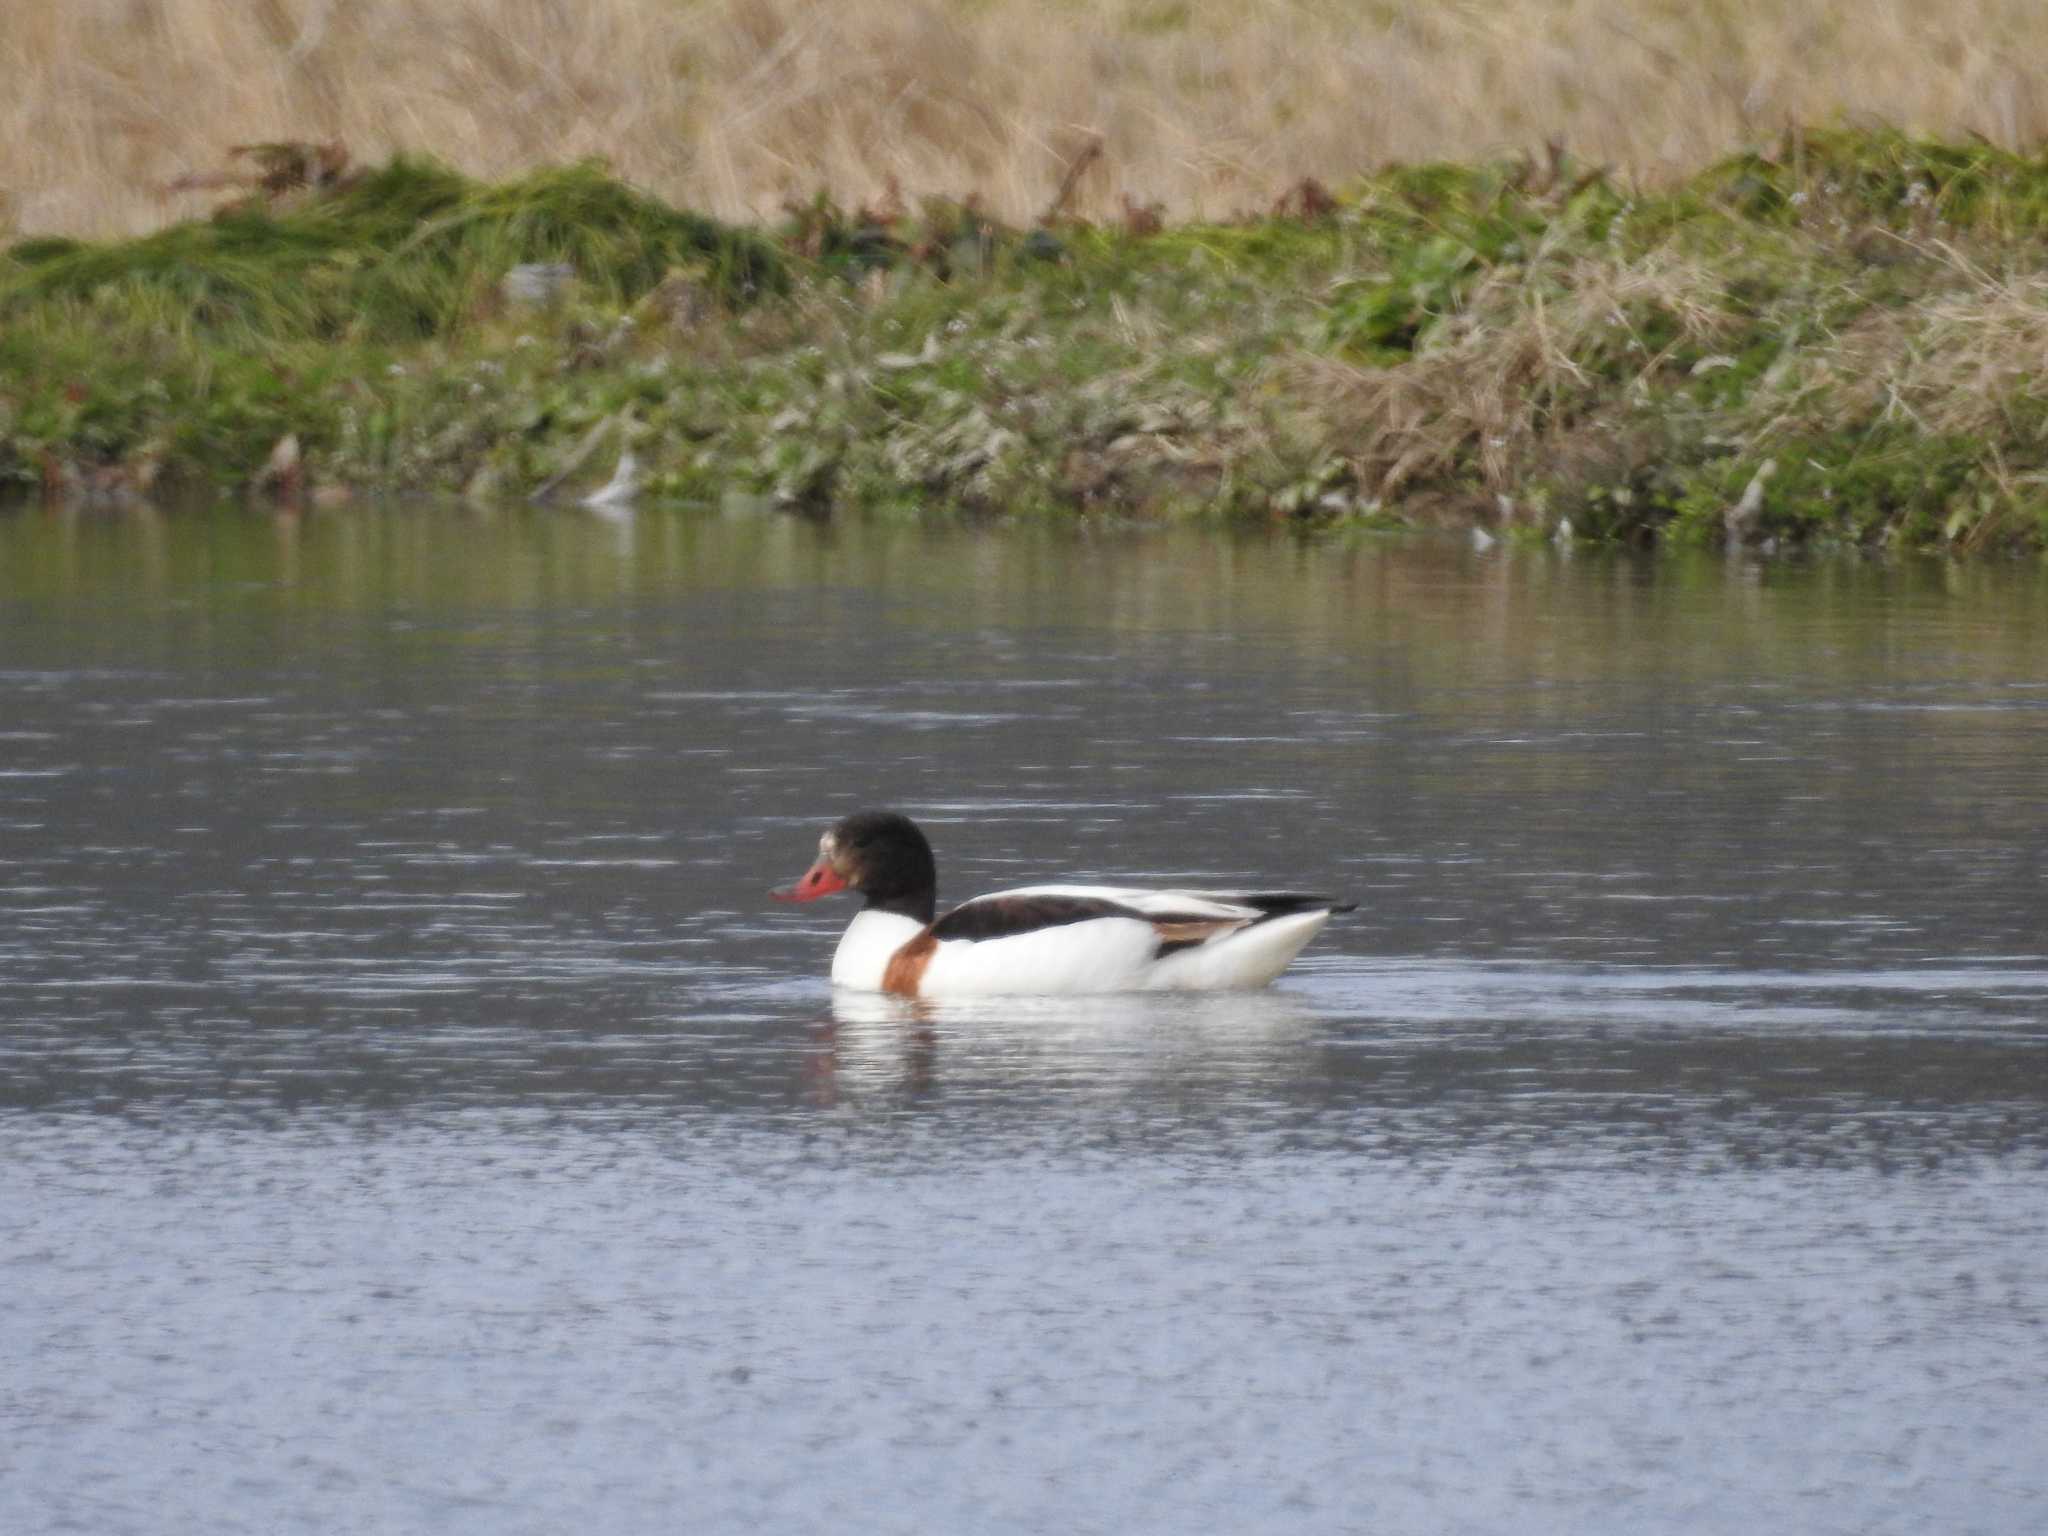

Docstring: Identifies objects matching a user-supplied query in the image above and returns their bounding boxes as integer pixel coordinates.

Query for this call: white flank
[826,898,1340,997]
[1141,910,1331,991]
[921,918,1163,996]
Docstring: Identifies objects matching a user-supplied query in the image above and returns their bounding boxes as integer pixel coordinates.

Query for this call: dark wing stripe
[930,893,1356,947]
[930,895,1140,942]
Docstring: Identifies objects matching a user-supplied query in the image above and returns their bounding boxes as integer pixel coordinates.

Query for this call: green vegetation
[7,128,2048,551]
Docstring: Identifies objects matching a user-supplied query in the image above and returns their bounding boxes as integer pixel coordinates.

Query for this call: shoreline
[6,129,2048,554]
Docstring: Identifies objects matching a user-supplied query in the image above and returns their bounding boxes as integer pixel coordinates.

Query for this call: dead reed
[10,0,2048,238]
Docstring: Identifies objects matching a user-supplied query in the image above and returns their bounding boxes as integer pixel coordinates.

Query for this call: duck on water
[772,811,1352,998]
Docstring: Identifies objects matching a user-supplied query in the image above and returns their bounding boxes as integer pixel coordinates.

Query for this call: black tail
[1237,893,1356,919]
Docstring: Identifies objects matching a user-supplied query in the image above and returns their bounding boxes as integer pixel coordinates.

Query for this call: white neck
[831,909,926,991]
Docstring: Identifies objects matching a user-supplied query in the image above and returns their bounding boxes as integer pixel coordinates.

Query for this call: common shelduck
[772,810,1353,997]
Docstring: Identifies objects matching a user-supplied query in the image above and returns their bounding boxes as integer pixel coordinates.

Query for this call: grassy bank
[7,128,2048,551]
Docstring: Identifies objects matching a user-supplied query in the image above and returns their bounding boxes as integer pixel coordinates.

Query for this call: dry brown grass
[1806,259,2048,440]
[1288,252,1742,501]
[9,0,2048,239]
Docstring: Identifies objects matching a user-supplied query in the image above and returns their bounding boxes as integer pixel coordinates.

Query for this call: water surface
[3,505,2045,1534]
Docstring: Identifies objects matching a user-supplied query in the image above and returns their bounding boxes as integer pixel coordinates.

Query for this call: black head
[771,810,938,923]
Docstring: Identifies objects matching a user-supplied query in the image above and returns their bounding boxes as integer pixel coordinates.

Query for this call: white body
[829,884,1335,996]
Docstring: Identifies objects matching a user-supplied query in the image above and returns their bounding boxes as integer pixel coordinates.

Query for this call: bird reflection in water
[802,987,1323,1109]
[804,991,939,1106]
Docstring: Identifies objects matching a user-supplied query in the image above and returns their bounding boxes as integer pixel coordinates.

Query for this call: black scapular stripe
[929,895,1139,942]
[929,892,1355,952]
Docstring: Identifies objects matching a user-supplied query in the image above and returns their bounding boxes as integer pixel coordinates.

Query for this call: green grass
[3,158,783,339]
[8,129,2048,552]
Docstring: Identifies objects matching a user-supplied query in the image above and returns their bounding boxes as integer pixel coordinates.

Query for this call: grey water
[2,504,2045,1535]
